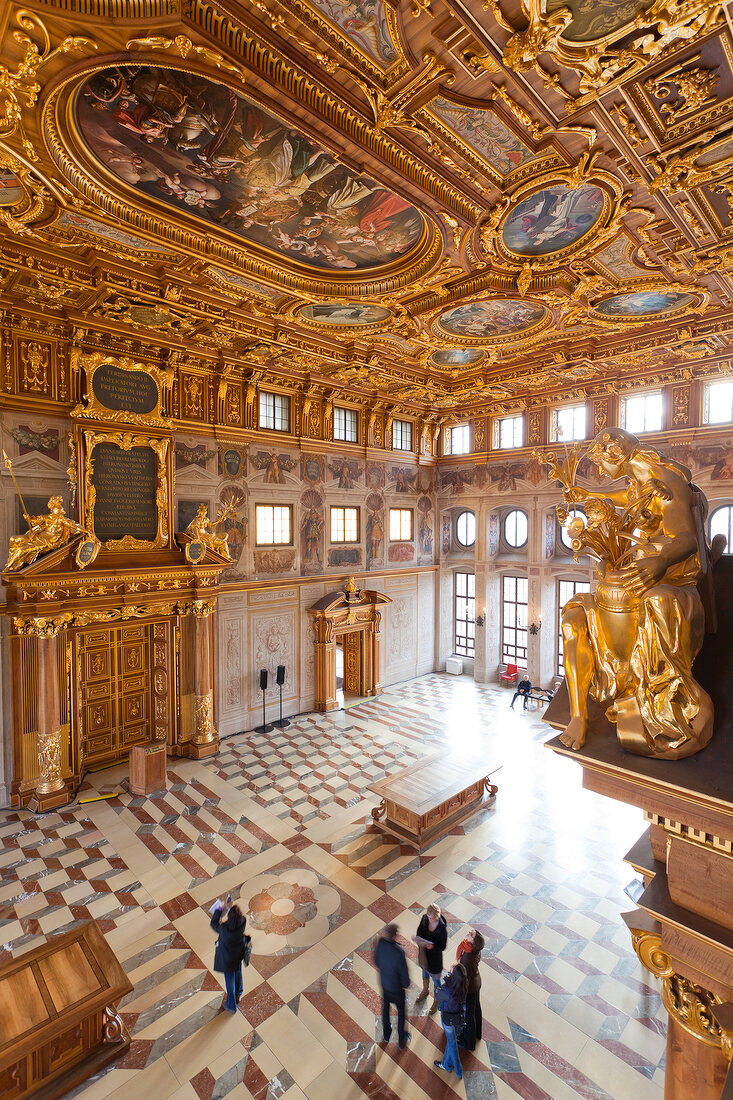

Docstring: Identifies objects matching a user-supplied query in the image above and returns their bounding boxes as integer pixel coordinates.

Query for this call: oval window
[504,509,528,548]
[710,505,733,554]
[455,510,475,547]
[560,508,586,550]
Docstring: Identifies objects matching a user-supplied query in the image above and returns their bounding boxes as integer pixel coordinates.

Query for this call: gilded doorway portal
[308,578,392,712]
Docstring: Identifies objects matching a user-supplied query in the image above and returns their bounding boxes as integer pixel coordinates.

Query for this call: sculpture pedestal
[546,690,733,1098]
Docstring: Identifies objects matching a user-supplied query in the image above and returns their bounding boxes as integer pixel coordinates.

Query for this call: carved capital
[14,613,72,638]
[630,927,727,1049]
[180,598,217,618]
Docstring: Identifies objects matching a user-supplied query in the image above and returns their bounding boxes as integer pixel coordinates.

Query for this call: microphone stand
[273,680,290,730]
[254,684,273,734]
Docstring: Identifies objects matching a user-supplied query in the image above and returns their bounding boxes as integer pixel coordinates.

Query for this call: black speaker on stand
[273,665,290,729]
[254,668,274,734]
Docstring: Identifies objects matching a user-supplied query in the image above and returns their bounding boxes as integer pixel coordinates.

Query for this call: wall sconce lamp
[528,620,541,636]
[476,610,486,627]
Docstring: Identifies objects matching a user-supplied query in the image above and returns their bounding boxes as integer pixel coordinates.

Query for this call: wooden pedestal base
[128,743,167,796]
[368,754,499,850]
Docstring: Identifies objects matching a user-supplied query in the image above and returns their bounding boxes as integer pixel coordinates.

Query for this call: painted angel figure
[249,451,298,485]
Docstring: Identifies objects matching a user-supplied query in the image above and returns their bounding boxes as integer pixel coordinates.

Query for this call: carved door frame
[308,579,392,711]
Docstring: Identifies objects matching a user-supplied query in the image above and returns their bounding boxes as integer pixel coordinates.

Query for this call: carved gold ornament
[184,504,234,561]
[0,10,96,160]
[3,492,100,573]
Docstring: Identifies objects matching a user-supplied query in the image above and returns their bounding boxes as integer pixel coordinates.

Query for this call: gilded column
[15,614,72,809]
[313,615,337,711]
[631,927,731,1100]
[192,599,217,755]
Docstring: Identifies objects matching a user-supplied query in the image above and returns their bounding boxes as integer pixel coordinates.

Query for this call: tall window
[389,508,412,540]
[392,419,412,451]
[504,509,528,548]
[557,579,591,675]
[330,506,359,543]
[334,406,358,442]
[259,391,290,432]
[704,379,733,425]
[497,415,523,450]
[551,404,586,442]
[449,424,470,455]
[255,504,292,545]
[455,510,475,548]
[454,572,475,658]
[621,391,663,434]
[710,505,733,553]
[502,575,528,665]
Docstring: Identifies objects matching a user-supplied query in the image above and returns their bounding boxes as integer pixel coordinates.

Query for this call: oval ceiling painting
[75,66,425,273]
[0,171,23,207]
[437,298,548,341]
[501,183,606,258]
[594,290,697,318]
[430,348,485,368]
[299,302,390,326]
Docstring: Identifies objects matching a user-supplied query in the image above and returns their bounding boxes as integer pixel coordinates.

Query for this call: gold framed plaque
[72,351,173,427]
[83,431,170,550]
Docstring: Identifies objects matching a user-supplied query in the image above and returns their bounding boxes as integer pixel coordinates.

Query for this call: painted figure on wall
[366,509,384,567]
[301,490,325,569]
[250,450,298,484]
[77,66,424,273]
[419,509,434,558]
[328,456,361,489]
[219,485,246,574]
[390,466,416,493]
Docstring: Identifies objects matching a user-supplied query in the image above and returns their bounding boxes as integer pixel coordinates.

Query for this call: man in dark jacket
[510,676,532,709]
[373,923,411,1049]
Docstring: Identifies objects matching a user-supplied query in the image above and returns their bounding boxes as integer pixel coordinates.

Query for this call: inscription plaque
[91,443,158,543]
[92,362,159,415]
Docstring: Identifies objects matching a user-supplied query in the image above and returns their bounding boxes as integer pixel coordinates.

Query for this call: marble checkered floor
[0,674,667,1099]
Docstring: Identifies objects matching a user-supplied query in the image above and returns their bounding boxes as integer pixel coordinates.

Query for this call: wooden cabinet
[0,921,132,1100]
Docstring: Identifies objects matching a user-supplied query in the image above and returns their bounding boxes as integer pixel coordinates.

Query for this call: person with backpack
[210,894,252,1013]
[433,962,468,1080]
[457,928,485,1050]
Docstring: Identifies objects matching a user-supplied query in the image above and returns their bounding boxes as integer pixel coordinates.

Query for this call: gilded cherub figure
[185,503,233,559]
[4,496,100,571]
[543,428,716,760]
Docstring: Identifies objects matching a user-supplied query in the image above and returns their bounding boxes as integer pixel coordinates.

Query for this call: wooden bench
[368,753,499,850]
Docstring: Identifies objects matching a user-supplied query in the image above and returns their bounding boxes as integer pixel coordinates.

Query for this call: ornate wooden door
[342,631,362,696]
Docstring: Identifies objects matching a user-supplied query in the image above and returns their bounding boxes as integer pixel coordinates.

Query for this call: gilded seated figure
[4,496,100,572]
[545,428,715,761]
[185,504,232,560]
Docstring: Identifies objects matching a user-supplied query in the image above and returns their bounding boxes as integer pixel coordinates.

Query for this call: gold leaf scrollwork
[125,35,247,83]
[0,11,96,160]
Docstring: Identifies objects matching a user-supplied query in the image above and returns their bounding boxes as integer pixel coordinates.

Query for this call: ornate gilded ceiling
[2,0,733,420]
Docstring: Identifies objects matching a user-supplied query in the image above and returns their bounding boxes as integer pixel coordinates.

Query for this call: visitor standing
[373,923,411,1049]
[458,929,485,1050]
[210,895,250,1013]
[414,903,448,1015]
[432,962,468,1080]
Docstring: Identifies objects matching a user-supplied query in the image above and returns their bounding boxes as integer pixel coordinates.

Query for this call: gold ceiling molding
[0,148,55,235]
[484,0,724,104]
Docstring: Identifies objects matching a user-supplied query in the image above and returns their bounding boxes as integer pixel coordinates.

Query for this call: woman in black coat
[210,899,250,1013]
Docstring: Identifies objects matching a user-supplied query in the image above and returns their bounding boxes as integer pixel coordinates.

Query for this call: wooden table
[368,754,499,849]
[0,920,132,1100]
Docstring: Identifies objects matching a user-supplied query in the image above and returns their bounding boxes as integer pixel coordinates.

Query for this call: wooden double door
[79,620,173,766]
[337,630,363,696]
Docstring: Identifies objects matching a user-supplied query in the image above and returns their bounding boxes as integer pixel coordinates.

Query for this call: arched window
[560,508,586,551]
[710,505,733,554]
[504,509,528,549]
[455,510,475,548]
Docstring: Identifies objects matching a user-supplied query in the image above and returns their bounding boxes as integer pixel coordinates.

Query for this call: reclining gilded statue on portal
[539,428,721,761]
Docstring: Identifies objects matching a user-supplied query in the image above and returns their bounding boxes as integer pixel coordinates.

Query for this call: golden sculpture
[3,466,100,572]
[184,504,234,560]
[541,428,715,760]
